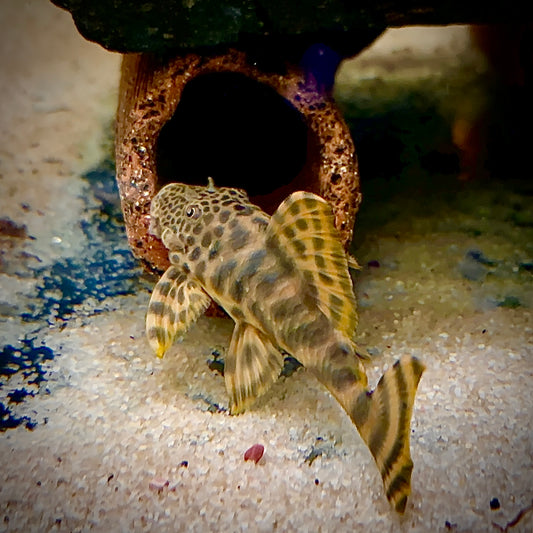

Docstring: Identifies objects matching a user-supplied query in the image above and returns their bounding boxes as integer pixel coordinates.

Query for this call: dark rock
[51,0,382,55]
[51,1,527,55]
[459,249,498,281]
[280,355,302,378]
[497,296,521,309]
[465,249,497,267]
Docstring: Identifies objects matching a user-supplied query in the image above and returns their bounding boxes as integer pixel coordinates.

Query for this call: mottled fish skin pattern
[146,178,425,513]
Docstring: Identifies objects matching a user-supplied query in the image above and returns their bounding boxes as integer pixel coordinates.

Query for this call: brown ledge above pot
[116,48,361,274]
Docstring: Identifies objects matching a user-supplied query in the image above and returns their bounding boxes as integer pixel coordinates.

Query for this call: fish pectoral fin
[146,266,211,358]
[225,323,284,415]
[267,191,358,339]
[351,355,425,513]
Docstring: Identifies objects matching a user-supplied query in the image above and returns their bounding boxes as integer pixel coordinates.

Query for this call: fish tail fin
[351,355,425,513]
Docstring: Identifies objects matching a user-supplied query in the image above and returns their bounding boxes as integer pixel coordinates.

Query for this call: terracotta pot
[115,48,361,275]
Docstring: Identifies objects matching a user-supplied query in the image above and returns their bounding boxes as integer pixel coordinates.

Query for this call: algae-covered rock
[51,0,383,54]
[51,0,524,54]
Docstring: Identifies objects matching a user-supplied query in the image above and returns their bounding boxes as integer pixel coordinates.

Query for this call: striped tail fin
[352,355,425,513]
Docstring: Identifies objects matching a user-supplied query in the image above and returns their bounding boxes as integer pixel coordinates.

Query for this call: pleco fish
[146,178,425,513]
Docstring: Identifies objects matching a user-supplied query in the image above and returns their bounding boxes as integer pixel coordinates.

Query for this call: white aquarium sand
[1,2,532,532]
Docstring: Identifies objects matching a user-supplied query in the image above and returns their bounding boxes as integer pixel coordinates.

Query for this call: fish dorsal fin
[146,266,211,358]
[267,191,358,338]
[225,323,284,414]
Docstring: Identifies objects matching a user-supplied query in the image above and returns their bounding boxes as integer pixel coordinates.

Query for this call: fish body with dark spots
[146,177,425,513]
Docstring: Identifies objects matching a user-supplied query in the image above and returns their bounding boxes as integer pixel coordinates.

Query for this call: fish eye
[185,205,201,219]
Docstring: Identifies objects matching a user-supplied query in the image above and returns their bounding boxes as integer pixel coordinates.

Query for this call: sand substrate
[1,2,532,532]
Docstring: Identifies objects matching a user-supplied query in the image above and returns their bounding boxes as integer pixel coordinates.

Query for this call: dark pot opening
[155,72,313,212]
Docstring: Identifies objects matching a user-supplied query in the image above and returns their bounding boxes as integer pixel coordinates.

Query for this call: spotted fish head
[149,178,250,251]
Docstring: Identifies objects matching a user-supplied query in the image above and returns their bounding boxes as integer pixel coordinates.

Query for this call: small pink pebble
[149,478,169,491]
[244,443,264,463]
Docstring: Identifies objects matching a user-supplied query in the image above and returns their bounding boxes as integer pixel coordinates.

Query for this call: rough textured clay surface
[116,50,360,273]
